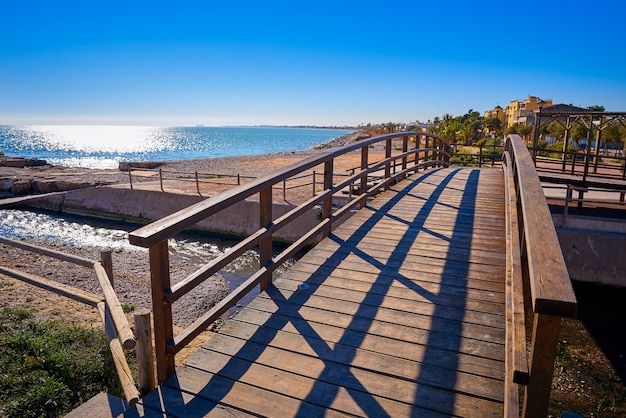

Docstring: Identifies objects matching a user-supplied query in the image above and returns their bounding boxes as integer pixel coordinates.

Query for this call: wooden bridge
[122,133,577,417]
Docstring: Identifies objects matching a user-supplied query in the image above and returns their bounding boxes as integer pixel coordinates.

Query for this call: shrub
[0,307,123,417]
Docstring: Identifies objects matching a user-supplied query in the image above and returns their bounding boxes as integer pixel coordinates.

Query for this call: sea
[0,125,352,169]
[0,125,349,300]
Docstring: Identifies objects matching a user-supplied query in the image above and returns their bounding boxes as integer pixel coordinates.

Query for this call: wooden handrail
[128,131,450,383]
[129,132,448,248]
[503,134,578,418]
[506,135,577,318]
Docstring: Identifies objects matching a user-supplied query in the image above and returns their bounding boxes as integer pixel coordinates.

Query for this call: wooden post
[97,303,140,406]
[360,145,369,208]
[196,172,200,195]
[414,135,420,167]
[135,309,156,396]
[259,187,272,291]
[561,118,571,172]
[424,136,430,163]
[522,313,562,418]
[100,249,113,288]
[401,135,408,176]
[312,170,316,196]
[593,118,602,174]
[322,159,334,238]
[128,167,133,190]
[384,138,392,189]
[159,169,164,192]
[149,240,175,383]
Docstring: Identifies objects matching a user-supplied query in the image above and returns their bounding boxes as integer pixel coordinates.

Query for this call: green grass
[0,307,125,417]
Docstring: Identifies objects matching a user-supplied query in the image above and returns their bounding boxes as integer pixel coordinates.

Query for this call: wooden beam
[259,187,273,291]
[149,240,175,383]
[0,265,103,307]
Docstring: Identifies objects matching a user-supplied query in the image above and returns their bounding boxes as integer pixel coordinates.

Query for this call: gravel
[0,238,230,328]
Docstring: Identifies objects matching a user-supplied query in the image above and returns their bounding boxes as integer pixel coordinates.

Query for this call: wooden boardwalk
[131,167,507,417]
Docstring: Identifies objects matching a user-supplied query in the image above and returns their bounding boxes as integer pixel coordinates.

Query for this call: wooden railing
[502,134,578,417]
[0,237,156,405]
[128,132,450,383]
[126,166,255,195]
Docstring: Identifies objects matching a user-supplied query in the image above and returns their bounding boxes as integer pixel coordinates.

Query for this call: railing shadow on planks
[0,239,151,405]
[127,132,451,385]
[502,134,578,417]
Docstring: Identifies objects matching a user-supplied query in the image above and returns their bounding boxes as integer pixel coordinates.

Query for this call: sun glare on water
[29,125,171,153]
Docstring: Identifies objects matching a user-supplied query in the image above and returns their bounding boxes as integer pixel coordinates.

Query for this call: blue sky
[1,1,625,126]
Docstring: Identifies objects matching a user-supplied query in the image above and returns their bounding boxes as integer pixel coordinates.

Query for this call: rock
[118,161,163,171]
[32,180,94,194]
[1,158,47,167]
[0,179,13,192]
[10,180,33,195]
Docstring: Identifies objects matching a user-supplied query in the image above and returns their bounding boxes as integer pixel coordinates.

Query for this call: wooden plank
[193,331,504,403]
[276,274,506,314]
[245,294,506,358]
[281,266,505,311]
[288,255,507,293]
[298,251,507,281]
[0,265,103,307]
[313,237,507,267]
[217,316,505,381]
[182,348,503,417]
[266,277,505,329]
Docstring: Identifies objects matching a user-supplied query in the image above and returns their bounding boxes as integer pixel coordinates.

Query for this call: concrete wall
[557,229,626,287]
[34,186,320,243]
[552,213,626,287]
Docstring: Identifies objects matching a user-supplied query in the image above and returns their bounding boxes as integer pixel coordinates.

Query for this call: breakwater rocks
[0,163,129,198]
[0,153,47,168]
[311,130,369,149]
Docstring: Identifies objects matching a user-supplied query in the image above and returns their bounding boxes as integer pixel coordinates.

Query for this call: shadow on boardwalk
[130,168,505,417]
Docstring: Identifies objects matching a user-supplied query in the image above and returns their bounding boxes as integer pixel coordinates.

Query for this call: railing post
[149,240,175,383]
[522,313,562,418]
[312,170,316,196]
[159,169,164,192]
[322,160,334,238]
[135,309,156,396]
[360,145,369,208]
[259,187,273,291]
[424,136,430,163]
[100,249,114,287]
[128,166,133,190]
[196,171,200,195]
[401,135,408,177]
[384,138,392,189]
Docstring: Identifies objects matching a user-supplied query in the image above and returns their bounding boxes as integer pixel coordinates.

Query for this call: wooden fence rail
[503,134,578,417]
[128,132,450,383]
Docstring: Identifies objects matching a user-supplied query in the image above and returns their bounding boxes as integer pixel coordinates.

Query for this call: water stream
[0,208,297,317]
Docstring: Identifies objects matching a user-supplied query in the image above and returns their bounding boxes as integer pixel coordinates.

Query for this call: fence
[0,237,157,404]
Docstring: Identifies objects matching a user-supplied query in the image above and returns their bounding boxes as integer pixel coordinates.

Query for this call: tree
[602,122,624,156]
